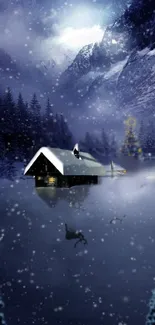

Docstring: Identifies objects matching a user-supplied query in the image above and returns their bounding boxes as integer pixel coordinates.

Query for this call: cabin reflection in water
[36,185,90,209]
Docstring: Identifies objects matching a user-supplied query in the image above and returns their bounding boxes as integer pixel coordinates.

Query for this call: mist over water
[0,163,155,324]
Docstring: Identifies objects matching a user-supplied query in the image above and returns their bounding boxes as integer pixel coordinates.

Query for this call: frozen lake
[1,164,155,325]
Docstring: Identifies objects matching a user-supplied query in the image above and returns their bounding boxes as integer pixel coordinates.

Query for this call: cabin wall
[35,175,98,188]
[67,176,98,187]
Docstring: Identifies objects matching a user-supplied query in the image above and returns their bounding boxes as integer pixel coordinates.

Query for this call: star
[124,116,137,129]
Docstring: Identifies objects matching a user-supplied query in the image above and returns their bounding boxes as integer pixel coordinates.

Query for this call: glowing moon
[57,25,104,50]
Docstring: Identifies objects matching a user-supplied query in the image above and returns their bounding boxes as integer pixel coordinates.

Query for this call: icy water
[1,166,155,325]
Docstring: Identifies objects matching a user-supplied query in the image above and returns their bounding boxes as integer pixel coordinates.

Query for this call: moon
[40,5,105,65]
[58,25,104,50]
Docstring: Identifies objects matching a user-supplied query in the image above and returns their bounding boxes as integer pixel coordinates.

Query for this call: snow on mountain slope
[116,49,155,116]
[60,43,111,91]
[102,58,129,81]
[58,0,155,119]
[82,48,155,119]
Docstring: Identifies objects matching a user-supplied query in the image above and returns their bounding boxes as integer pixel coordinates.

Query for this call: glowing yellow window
[48,177,56,184]
[37,176,42,180]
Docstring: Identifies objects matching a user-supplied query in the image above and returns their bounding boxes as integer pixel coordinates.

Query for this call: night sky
[0,0,129,84]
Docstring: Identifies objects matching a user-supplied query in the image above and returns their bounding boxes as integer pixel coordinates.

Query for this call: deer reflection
[65,223,87,248]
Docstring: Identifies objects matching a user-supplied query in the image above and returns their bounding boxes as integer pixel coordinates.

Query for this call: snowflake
[122,296,130,303]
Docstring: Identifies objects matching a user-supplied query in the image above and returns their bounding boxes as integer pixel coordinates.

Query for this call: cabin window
[48,177,57,185]
[37,176,43,180]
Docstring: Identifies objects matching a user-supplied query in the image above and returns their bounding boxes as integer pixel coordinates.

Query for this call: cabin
[24,145,106,188]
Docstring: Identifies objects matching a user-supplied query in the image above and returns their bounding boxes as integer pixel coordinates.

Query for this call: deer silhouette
[65,223,87,248]
[110,215,126,224]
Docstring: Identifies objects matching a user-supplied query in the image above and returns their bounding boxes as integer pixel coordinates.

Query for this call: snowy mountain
[0,47,58,100]
[59,0,155,120]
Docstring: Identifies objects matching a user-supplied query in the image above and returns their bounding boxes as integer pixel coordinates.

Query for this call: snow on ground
[1,167,155,325]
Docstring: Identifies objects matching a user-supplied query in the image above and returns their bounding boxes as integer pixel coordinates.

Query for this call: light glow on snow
[146,174,155,180]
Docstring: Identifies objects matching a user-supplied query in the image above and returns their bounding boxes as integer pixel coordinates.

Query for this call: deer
[65,223,87,248]
[109,215,126,224]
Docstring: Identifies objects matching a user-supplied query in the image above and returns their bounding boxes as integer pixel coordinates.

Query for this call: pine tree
[15,93,26,159]
[58,114,73,149]
[0,294,7,325]
[121,126,141,158]
[3,87,15,133]
[0,95,6,161]
[30,93,41,117]
[0,157,16,180]
[3,88,16,157]
[109,134,117,158]
[146,289,155,324]
[101,128,110,156]
[84,132,95,154]
[43,98,54,146]
[30,93,42,153]
[45,97,52,120]
[138,120,146,154]
[80,132,99,157]
[22,100,35,160]
[145,120,155,155]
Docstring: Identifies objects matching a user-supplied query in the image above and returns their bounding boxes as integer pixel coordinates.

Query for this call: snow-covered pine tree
[146,289,155,325]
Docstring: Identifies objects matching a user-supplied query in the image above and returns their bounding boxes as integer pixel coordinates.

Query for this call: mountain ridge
[58,0,155,121]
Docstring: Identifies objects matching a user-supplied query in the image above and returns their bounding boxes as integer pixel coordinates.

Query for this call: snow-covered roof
[24,147,106,176]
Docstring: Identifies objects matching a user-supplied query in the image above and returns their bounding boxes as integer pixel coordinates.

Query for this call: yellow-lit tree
[121,126,142,158]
